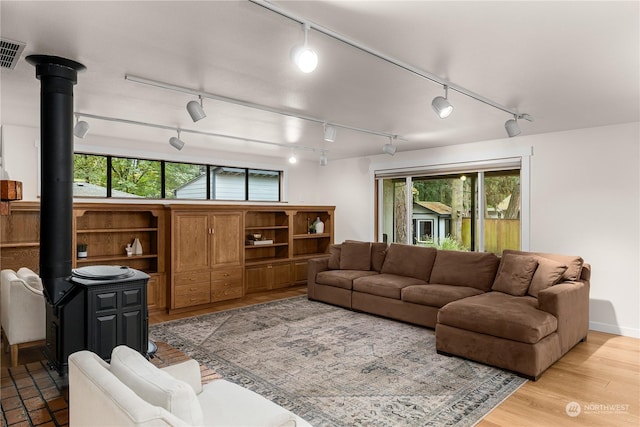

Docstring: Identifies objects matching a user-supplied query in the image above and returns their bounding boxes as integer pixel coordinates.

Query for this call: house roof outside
[414,201,452,215]
[73,182,141,198]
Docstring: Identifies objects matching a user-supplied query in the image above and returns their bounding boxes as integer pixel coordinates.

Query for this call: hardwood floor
[3,287,638,427]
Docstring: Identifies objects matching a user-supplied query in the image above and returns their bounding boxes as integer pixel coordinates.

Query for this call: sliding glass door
[377,168,520,254]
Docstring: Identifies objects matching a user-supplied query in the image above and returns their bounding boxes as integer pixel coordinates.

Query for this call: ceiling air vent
[0,38,26,70]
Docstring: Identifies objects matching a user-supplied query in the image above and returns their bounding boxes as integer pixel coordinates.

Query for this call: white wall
[317,122,640,338]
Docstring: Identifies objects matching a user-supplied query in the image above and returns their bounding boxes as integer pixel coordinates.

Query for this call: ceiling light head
[169,130,185,151]
[505,115,521,137]
[382,137,397,156]
[432,85,453,119]
[319,152,328,166]
[290,22,317,73]
[187,96,206,122]
[323,124,336,142]
[73,116,89,138]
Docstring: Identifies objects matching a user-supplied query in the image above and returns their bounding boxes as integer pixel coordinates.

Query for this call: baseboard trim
[589,321,640,338]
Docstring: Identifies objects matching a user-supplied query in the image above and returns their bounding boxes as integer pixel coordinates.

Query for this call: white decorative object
[313,217,324,234]
[125,244,133,257]
[132,238,143,255]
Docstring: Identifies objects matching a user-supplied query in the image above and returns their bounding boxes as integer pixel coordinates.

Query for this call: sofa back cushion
[429,250,500,291]
[380,243,437,281]
[370,242,388,272]
[110,345,203,426]
[492,254,539,296]
[328,244,342,270]
[502,249,583,281]
[340,241,372,270]
[527,257,568,297]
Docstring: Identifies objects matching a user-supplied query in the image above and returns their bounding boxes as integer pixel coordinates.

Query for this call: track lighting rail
[249,0,531,119]
[74,111,326,153]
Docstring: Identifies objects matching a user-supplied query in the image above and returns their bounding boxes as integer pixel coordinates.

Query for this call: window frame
[73,152,283,202]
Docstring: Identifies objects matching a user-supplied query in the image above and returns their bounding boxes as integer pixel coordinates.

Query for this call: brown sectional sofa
[307,241,590,380]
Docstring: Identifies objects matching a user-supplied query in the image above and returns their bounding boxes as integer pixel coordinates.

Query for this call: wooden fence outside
[461,218,520,254]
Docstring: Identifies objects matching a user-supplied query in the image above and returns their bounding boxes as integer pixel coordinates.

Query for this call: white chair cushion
[110,345,204,426]
[16,267,43,291]
[199,380,298,427]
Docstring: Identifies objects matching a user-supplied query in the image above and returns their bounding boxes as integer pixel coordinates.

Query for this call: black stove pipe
[26,55,85,306]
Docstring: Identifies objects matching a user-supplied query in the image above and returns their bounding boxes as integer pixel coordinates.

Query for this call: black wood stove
[26,55,149,375]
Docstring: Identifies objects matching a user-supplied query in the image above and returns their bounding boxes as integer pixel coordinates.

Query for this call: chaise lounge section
[307,242,590,380]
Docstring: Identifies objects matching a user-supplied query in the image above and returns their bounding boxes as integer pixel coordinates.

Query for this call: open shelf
[78,227,158,234]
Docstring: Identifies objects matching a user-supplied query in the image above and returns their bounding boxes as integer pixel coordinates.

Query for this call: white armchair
[69,345,313,426]
[0,268,46,367]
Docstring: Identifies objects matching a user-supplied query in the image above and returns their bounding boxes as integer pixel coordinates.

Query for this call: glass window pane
[73,154,107,197]
[381,178,409,244]
[111,157,161,198]
[411,175,473,251]
[248,169,280,201]
[166,162,207,199]
[484,171,520,254]
[210,167,246,200]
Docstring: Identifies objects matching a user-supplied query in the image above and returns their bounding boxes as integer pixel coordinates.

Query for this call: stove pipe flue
[26,55,85,306]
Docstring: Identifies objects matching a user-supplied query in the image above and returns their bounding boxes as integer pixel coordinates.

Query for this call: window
[111,157,161,198]
[72,153,282,201]
[377,166,521,254]
[166,162,207,199]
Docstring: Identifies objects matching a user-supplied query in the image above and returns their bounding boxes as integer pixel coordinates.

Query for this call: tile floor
[1,342,219,427]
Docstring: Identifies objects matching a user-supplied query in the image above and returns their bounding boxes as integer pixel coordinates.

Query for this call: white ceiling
[1,1,638,162]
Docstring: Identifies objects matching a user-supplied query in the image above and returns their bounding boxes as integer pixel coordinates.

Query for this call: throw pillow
[16,267,43,291]
[492,254,539,296]
[327,244,342,270]
[528,257,568,297]
[110,346,203,426]
[340,241,371,270]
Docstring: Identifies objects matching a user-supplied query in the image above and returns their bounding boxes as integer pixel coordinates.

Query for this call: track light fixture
[290,22,317,73]
[504,115,520,137]
[432,85,453,119]
[169,129,185,151]
[187,95,206,122]
[73,115,89,138]
[383,137,397,156]
[319,151,328,166]
[323,123,336,142]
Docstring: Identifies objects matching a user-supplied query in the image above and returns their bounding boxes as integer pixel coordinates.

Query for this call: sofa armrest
[538,279,590,354]
[307,257,330,300]
[161,359,203,395]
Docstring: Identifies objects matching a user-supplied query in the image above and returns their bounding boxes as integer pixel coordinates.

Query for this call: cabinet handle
[190,287,198,291]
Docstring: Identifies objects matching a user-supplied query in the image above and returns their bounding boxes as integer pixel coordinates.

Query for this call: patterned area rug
[150,297,526,426]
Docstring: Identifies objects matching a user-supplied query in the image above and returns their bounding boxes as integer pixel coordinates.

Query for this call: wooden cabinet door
[174,212,211,272]
[245,265,270,293]
[211,213,242,267]
[271,262,293,289]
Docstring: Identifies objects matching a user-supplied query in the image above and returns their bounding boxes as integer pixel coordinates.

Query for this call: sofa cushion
[438,292,558,344]
[316,270,379,290]
[528,257,568,297]
[429,250,500,292]
[380,244,437,281]
[492,254,539,296]
[340,241,371,271]
[16,267,43,291]
[353,274,426,299]
[371,242,388,272]
[327,244,341,270]
[402,284,484,308]
[110,345,203,426]
[502,249,583,281]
